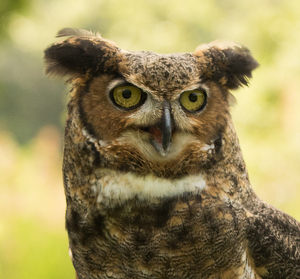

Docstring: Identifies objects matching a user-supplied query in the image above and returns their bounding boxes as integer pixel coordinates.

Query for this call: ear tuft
[44,28,120,79]
[194,42,259,90]
[222,46,259,89]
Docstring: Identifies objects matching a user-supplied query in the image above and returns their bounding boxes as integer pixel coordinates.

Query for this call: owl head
[44,28,258,178]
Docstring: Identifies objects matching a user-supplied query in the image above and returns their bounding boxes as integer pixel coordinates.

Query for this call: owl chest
[68,194,256,279]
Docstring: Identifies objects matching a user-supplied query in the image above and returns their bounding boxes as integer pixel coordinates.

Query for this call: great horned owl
[44,28,300,279]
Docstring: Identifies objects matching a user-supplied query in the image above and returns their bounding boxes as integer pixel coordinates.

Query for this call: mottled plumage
[44,28,300,279]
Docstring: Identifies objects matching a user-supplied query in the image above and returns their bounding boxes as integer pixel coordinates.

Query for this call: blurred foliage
[0,0,31,38]
[1,0,300,278]
[0,127,74,278]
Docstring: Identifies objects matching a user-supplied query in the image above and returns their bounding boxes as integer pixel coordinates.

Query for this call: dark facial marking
[78,81,98,139]
[214,132,223,155]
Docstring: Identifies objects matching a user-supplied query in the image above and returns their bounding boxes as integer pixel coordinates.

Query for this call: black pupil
[122,89,132,99]
[189,92,198,102]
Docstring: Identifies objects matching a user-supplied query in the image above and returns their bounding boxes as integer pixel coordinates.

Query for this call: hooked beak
[148,100,173,156]
[161,100,172,154]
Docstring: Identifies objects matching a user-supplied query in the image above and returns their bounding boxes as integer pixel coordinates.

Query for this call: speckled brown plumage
[45,28,300,279]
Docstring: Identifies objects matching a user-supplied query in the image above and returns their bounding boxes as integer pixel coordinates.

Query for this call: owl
[44,28,300,279]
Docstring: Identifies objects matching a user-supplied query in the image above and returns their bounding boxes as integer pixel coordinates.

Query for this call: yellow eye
[111,85,146,109]
[180,89,207,112]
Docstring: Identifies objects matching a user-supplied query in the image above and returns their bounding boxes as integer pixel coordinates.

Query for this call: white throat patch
[91,169,206,206]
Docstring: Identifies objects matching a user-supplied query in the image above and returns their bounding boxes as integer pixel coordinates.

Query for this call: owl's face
[79,53,229,161]
[45,29,258,178]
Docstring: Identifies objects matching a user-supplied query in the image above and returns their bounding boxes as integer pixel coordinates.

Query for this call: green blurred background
[1,0,300,278]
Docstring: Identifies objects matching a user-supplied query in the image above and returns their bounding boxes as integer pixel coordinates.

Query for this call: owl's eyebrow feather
[106,77,129,93]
